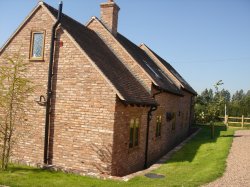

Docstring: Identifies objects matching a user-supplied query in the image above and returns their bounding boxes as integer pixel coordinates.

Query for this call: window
[171,112,176,130]
[129,118,139,148]
[143,60,162,80]
[30,31,45,60]
[156,115,162,137]
[159,69,174,84]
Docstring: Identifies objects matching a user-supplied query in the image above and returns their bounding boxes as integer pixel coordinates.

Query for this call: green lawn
[0,125,235,187]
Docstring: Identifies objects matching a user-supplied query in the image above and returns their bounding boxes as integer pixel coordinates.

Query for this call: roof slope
[116,33,182,96]
[145,46,196,95]
[44,3,156,106]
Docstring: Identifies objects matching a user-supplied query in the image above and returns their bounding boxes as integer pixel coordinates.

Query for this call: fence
[220,115,250,128]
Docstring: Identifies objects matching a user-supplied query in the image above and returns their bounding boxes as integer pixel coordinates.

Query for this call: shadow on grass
[165,124,229,163]
[221,135,242,138]
[5,165,54,174]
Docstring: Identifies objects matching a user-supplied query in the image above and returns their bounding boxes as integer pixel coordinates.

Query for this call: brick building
[0,0,196,176]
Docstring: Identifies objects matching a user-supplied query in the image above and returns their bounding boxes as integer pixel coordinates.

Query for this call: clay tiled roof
[44,3,157,106]
[145,46,197,95]
[116,34,182,96]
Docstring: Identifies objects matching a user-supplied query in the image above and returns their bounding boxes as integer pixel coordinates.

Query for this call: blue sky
[0,0,249,95]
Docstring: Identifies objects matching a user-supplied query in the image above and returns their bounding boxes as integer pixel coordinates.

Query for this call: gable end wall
[87,19,152,93]
[0,6,117,175]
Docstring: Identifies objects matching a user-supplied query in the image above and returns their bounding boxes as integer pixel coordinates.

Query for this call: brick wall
[110,88,192,176]
[87,17,193,176]
[51,28,117,175]
[0,6,118,175]
[140,44,195,125]
[0,6,53,165]
[146,87,190,165]
[111,100,148,176]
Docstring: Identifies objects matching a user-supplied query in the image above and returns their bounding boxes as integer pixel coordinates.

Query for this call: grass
[228,123,250,129]
[0,125,236,187]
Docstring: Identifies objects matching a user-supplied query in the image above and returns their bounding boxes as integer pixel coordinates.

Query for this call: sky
[0,0,249,95]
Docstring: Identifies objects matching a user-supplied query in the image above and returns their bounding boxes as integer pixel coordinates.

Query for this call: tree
[199,88,214,105]
[246,90,250,97]
[208,80,224,138]
[195,86,250,127]
[217,89,231,116]
[220,89,231,103]
[194,81,224,124]
[232,89,244,102]
[194,80,224,138]
[228,89,250,116]
[0,53,34,170]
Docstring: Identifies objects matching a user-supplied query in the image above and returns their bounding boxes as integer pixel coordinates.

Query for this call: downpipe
[144,90,162,169]
[44,1,63,165]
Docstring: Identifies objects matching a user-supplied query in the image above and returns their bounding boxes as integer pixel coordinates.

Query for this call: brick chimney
[100,0,120,36]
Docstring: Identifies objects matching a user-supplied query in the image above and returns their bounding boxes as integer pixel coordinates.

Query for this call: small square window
[30,31,45,60]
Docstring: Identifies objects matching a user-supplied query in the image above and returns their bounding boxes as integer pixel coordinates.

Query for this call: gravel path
[204,130,250,187]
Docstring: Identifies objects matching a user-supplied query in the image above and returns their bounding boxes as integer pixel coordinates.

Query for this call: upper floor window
[129,118,139,148]
[156,115,162,137]
[30,31,45,60]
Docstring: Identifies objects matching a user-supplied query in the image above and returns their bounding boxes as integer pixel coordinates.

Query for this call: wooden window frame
[129,118,140,149]
[29,31,45,61]
[156,115,162,137]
